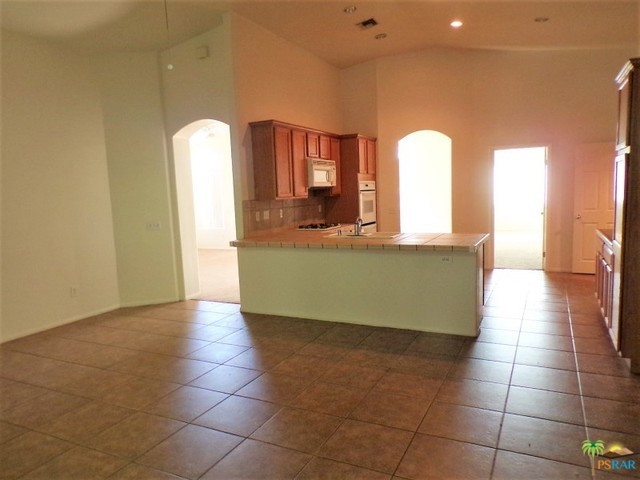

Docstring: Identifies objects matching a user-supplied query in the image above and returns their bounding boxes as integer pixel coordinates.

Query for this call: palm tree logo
[582,439,606,457]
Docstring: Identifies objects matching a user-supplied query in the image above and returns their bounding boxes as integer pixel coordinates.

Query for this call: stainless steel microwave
[307,158,336,188]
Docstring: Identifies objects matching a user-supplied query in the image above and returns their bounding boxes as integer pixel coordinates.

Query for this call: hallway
[1,270,638,479]
[195,249,240,304]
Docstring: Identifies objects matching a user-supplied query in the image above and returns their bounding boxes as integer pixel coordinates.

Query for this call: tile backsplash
[243,196,325,236]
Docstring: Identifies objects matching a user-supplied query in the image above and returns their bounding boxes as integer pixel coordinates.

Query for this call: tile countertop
[231,229,490,253]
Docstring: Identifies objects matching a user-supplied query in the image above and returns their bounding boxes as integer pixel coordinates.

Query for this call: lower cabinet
[595,231,615,339]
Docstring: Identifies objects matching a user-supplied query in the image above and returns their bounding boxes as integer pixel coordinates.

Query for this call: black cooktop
[297,223,341,230]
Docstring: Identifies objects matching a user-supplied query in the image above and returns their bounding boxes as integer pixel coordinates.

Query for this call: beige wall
[94,52,180,306]
[1,31,120,341]
[230,13,343,201]
[340,60,378,137]
[343,47,634,271]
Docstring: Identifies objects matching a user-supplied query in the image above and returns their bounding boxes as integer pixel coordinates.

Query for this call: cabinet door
[366,139,376,174]
[319,135,332,160]
[606,253,615,329]
[617,78,630,150]
[358,137,368,173]
[292,129,308,198]
[596,251,604,304]
[330,137,341,196]
[604,261,613,327]
[273,126,294,198]
[307,133,320,158]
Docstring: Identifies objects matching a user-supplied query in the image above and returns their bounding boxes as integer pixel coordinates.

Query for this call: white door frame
[491,145,548,271]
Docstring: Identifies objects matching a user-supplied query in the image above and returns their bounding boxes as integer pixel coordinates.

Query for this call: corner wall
[94,52,180,306]
[1,30,120,341]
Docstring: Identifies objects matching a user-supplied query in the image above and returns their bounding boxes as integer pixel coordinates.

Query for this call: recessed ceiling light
[450,20,463,28]
[343,6,357,14]
[374,33,387,40]
[534,16,550,23]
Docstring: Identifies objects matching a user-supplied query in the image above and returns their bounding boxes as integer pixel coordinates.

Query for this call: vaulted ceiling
[1,1,638,68]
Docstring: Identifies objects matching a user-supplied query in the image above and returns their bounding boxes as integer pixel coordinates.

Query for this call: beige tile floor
[1,270,640,479]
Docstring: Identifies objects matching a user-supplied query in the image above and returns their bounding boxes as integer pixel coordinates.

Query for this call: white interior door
[572,143,615,273]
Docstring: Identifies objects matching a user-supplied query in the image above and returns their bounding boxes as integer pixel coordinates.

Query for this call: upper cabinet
[307,132,320,158]
[341,134,377,178]
[357,136,377,175]
[250,120,341,200]
[292,129,308,198]
[250,121,293,200]
[306,133,333,160]
[330,137,341,196]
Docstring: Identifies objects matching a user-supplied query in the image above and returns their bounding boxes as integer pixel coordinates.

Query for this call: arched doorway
[173,119,239,302]
[398,130,452,232]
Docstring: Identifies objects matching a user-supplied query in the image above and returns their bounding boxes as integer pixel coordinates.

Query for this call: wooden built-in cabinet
[595,230,614,331]
[612,59,640,373]
[357,136,377,175]
[292,129,308,198]
[307,132,319,158]
[250,120,341,200]
[330,137,342,196]
[325,134,377,224]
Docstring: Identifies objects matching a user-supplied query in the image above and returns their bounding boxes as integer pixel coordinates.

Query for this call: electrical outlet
[255,211,260,222]
[318,205,322,212]
[279,209,283,218]
[70,286,78,297]
[440,255,453,264]
[263,210,270,220]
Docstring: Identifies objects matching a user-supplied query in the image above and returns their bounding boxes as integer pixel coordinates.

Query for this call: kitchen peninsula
[231,230,489,337]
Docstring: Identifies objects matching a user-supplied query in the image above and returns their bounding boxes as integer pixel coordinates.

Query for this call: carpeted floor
[196,249,240,304]
[494,230,543,270]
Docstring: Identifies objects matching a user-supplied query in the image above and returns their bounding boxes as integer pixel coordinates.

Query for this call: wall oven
[358,180,377,230]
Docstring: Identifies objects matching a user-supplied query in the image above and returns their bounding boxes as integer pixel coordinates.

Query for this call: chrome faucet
[355,217,363,236]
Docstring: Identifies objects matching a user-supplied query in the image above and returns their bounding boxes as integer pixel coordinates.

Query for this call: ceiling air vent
[357,18,378,30]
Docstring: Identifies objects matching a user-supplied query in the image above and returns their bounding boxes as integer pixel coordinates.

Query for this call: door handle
[576,214,582,220]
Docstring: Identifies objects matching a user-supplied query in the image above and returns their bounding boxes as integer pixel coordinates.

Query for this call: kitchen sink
[324,232,402,239]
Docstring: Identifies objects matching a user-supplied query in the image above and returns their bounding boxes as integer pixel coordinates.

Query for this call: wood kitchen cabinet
[250,120,341,200]
[292,129,308,198]
[250,121,295,199]
[595,230,614,331]
[325,133,377,223]
[341,134,377,177]
[307,133,332,160]
[612,58,640,372]
[307,132,319,158]
[319,135,332,160]
[329,137,341,196]
[357,136,377,174]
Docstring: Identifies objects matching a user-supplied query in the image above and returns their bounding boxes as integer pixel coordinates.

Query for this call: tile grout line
[388,338,466,479]
[565,293,596,480]
[487,284,526,480]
